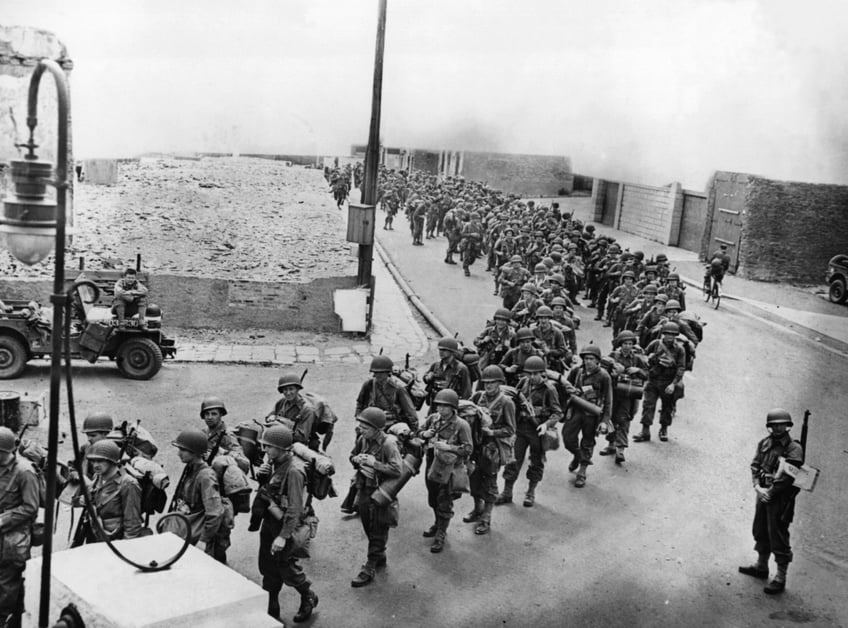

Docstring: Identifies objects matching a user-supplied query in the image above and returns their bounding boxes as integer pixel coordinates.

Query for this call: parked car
[826,254,848,304]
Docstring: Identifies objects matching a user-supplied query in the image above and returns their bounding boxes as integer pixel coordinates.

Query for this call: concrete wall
[457,151,573,196]
[615,181,683,245]
[0,26,74,226]
[0,273,357,332]
[738,176,848,283]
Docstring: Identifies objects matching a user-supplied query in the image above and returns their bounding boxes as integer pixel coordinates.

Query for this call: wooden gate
[707,174,746,271]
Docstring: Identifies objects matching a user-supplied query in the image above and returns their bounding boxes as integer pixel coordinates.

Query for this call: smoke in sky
[3,0,847,188]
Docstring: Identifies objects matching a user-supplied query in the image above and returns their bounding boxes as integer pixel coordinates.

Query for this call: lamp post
[0,58,70,628]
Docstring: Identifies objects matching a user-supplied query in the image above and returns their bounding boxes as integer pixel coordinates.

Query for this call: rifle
[800,409,810,465]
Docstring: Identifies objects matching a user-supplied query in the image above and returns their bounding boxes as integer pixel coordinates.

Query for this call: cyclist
[705,244,731,294]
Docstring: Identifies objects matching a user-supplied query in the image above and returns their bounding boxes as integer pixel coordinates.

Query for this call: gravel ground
[1,156,356,281]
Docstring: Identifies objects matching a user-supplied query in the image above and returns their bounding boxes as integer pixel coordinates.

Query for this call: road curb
[373,237,452,338]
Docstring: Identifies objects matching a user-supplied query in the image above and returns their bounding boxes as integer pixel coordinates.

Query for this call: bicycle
[702,267,721,309]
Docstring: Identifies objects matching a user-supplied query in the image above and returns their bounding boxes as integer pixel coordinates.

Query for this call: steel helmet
[277,372,303,392]
[645,265,658,274]
[550,252,563,263]
[510,255,523,263]
[0,426,17,453]
[550,273,565,286]
[479,365,506,383]
[433,389,459,409]
[370,355,394,373]
[493,308,512,321]
[200,396,227,417]
[82,412,114,434]
[634,251,645,260]
[534,263,547,274]
[616,330,638,344]
[535,306,553,319]
[172,429,208,455]
[668,272,680,281]
[665,299,681,312]
[357,407,387,430]
[523,356,546,373]
[542,257,555,269]
[259,425,294,449]
[515,327,534,342]
[643,283,658,294]
[437,337,460,353]
[656,254,668,262]
[622,271,635,280]
[550,297,568,309]
[766,408,793,427]
[520,283,538,295]
[655,294,669,304]
[579,345,602,360]
[661,322,680,335]
[86,439,121,464]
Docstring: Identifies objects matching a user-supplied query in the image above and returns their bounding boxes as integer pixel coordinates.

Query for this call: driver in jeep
[112,268,148,329]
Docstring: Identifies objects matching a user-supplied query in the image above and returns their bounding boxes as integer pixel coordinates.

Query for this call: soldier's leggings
[258,522,310,595]
[640,380,674,427]
[753,496,794,565]
[425,475,454,532]
[356,497,390,567]
[469,466,499,504]
[502,421,545,483]
[608,396,639,449]
[562,410,600,465]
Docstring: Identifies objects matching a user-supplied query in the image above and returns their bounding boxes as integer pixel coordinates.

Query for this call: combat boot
[574,464,588,488]
[293,587,318,623]
[351,564,376,588]
[764,564,788,595]
[523,481,538,507]
[475,502,493,535]
[614,448,625,464]
[633,426,651,442]
[463,499,484,523]
[568,455,580,472]
[267,591,281,620]
[659,426,668,442]
[599,443,616,456]
[430,530,446,553]
[495,480,514,505]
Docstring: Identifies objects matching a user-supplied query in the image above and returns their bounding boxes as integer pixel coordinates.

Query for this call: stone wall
[457,151,573,196]
[0,273,357,331]
[738,177,848,283]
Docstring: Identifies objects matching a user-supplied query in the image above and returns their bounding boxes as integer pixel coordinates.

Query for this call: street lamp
[0,57,70,628]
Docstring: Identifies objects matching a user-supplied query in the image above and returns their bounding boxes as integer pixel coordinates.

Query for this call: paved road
[377,214,848,628]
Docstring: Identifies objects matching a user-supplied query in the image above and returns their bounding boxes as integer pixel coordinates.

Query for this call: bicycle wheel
[712,281,721,309]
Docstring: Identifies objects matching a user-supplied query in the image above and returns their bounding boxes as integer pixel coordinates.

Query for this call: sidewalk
[556,196,848,354]
[172,249,431,366]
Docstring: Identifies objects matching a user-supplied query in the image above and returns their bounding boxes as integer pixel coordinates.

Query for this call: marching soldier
[560,345,613,488]
[600,331,649,464]
[498,255,531,309]
[419,390,473,553]
[0,427,39,628]
[270,373,319,451]
[199,397,250,473]
[474,308,516,370]
[423,337,472,410]
[349,408,403,587]
[738,409,803,595]
[256,425,319,622]
[496,356,562,507]
[71,440,143,546]
[634,322,686,443]
[499,327,544,387]
[466,366,516,534]
[171,429,233,564]
[355,356,419,431]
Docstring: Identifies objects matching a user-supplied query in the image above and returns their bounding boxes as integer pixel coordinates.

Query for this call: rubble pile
[0,157,356,282]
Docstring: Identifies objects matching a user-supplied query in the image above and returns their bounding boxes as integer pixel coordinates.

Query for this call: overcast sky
[4,0,848,188]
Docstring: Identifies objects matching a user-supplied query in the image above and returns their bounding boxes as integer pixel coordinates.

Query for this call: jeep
[826,254,848,304]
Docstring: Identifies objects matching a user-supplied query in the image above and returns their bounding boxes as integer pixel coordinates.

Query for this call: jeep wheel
[116,337,163,380]
[829,278,847,304]
[0,336,28,379]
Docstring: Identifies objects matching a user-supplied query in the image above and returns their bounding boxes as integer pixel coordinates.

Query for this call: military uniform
[356,377,419,431]
[72,469,143,546]
[501,377,562,487]
[0,455,39,626]
[173,459,232,563]
[498,346,544,386]
[460,220,484,276]
[424,357,472,409]
[638,337,686,435]
[474,324,516,370]
[350,431,402,570]
[498,265,531,310]
[273,394,319,451]
[563,364,613,472]
[203,421,251,473]
[258,454,315,613]
[605,348,648,457]
[469,390,516,512]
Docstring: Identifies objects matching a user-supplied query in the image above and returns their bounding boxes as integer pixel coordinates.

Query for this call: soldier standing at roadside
[349,408,403,587]
[0,427,39,628]
[738,409,804,595]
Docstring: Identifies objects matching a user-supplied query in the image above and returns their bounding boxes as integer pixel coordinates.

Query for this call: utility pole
[358,0,387,287]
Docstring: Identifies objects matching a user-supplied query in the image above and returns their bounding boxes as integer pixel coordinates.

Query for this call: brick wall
[738,177,848,283]
[0,273,358,331]
[458,151,573,196]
